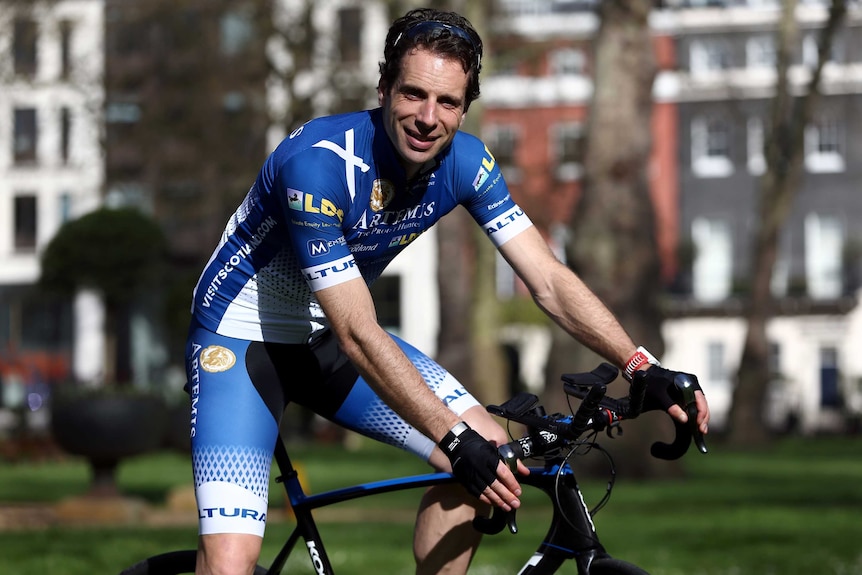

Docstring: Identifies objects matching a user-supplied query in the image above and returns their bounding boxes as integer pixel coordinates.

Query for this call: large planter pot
[50,390,169,497]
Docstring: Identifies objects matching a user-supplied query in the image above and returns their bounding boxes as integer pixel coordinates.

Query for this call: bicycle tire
[589,557,650,575]
[118,550,268,575]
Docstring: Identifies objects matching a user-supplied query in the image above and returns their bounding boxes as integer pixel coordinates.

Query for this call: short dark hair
[379,8,483,109]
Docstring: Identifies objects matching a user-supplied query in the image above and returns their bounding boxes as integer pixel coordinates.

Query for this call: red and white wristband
[623,346,660,381]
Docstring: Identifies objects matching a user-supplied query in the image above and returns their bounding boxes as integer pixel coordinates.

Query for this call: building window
[13,18,38,77]
[802,32,838,68]
[691,116,733,177]
[14,108,38,164]
[369,274,401,334]
[690,38,730,77]
[819,346,840,408]
[551,122,584,181]
[746,35,775,70]
[768,341,781,375]
[220,7,254,57]
[338,8,362,65]
[804,213,843,299]
[484,124,520,182]
[692,217,732,302]
[549,48,586,76]
[770,235,791,297]
[747,116,765,175]
[706,341,730,392]
[60,107,72,164]
[805,115,844,173]
[106,101,142,124]
[14,195,38,251]
[60,20,73,79]
[484,124,518,167]
[59,193,73,224]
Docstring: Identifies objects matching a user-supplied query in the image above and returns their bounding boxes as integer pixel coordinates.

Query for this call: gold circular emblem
[370,179,395,212]
[200,345,237,373]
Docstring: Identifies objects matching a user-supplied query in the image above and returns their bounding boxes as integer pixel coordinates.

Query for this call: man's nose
[416,100,437,128]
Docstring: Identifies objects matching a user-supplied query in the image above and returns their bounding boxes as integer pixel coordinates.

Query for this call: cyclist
[186,8,710,575]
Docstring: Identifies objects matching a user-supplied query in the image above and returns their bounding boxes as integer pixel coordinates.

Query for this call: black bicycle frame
[515,462,608,575]
[265,440,608,575]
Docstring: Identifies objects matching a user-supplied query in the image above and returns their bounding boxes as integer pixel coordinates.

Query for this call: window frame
[13,17,38,77]
[691,115,733,178]
[804,114,845,173]
[14,108,39,165]
[13,194,38,252]
[550,121,584,181]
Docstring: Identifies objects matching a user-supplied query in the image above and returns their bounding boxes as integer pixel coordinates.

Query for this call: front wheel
[589,557,650,575]
[118,550,268,575]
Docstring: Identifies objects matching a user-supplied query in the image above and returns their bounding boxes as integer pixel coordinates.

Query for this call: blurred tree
[39,208,167,385]
[544,0,668,477]
[103,0,272,358]
[727,0,848,446]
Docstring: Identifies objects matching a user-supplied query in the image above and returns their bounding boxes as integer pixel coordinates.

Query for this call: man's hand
[439,423,522,510]
[635,366,710,435]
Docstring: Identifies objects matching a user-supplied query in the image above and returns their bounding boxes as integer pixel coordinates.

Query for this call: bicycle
[120,363,707,575]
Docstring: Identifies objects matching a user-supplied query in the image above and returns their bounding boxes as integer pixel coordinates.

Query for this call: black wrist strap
[439,421,471,453]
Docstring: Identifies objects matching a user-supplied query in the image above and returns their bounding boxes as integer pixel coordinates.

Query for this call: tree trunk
[545,0,669,478]
[727,0,847,445]
[435,208,477,386]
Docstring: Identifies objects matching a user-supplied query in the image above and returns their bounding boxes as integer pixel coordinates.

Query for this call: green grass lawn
[1,436,860,574]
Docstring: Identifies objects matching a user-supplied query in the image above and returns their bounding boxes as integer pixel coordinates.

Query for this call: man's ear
[377,82,387,106]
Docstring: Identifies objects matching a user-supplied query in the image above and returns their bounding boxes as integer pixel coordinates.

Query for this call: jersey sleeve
[276,150,362,291]
[452,133,533,247]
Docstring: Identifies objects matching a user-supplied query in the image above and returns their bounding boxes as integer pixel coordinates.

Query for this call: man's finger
[667,404,687,423]
[695,392,710,433]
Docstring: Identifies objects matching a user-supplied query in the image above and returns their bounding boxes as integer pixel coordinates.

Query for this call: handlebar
[488,362,707,464]
[475,363,707,535]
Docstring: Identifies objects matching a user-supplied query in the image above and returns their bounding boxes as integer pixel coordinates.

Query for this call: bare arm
[314,276,524,506]
[498,226,638,367]
[315,277,458,443]
[498,226,710,433]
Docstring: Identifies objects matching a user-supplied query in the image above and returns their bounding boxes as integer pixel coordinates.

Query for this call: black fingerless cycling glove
[438,423,500,499]
[635,365,704,413]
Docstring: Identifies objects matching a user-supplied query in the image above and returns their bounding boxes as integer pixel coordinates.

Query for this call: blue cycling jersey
[191,108,532,344]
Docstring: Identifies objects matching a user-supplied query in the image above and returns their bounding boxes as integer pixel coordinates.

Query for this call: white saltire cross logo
[312,129,370,200]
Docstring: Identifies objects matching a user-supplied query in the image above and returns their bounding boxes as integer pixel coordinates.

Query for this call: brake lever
[473,507,517,535]
[650,373,708,459]
[473,443,520,535]
[677,373,708,455]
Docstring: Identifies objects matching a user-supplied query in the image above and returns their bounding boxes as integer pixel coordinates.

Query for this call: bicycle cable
[552,431,617,542]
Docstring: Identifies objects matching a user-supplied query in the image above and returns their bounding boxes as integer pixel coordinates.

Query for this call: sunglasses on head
[393,20,482,68]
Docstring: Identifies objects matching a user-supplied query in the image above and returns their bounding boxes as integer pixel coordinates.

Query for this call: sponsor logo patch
[307,239,330,257]
[472,167,489,191]
[370,179,395,212]
[200,345,237,373]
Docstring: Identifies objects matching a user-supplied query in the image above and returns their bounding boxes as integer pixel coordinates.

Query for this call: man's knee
[197,533,262,575]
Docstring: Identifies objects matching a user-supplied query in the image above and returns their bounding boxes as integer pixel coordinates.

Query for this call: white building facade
[0,0,105,393]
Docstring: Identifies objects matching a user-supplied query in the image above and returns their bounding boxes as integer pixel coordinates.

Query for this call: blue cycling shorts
[185,322,480,537]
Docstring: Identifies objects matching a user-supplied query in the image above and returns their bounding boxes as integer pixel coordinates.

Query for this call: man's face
[378,48,468,179]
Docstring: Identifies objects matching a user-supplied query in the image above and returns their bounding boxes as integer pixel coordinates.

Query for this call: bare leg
[413,405,509,575]
[196,533,262,575]
[414,484,487,575]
